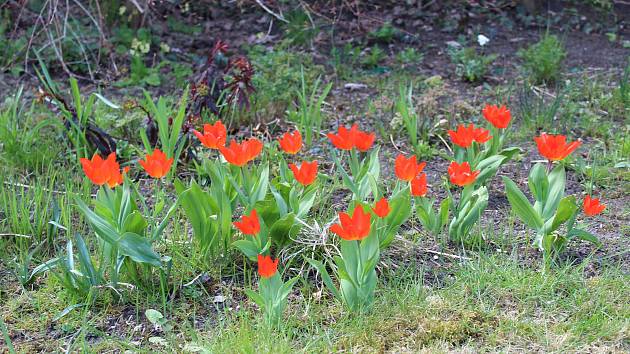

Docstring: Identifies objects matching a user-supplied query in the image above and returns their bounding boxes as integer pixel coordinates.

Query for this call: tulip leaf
[268,213,297,248]
[306,258,342,301]
[118,232,161,267]
[244,289,266,308]
[75,197,120,244]
[232,240,260,262]
[550,196,578,232]
[528,163,549,204]
[503,177,544,230]
[567,228,601,246]
[475,155,507,186]
[543,165,565,220]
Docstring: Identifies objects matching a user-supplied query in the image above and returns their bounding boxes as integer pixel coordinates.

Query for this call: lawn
[0,1,628,353]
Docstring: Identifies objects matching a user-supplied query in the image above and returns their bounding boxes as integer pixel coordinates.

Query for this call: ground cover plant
[0,1,629,352]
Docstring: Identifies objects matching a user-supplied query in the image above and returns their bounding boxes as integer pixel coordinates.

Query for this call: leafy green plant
[519,34,566,84]
[283,9,318,46]
[287,68,332,145]
[503,163,600,263]
[448,46,496,82]
[330,43,361,80]
[140,88,190,175]
[361,47,387,69]
[396,48,423,66]
[368,22,397,43]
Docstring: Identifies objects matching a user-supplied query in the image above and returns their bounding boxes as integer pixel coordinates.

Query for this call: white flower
[477,34,490,47]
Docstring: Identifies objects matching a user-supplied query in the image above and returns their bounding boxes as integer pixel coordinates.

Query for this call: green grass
[2,254,627,352]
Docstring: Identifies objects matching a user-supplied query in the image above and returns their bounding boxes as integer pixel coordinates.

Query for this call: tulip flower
[289,160,318,186]
[329,205,372,241]
[482,104,511,129]
[193,121,227,149]
[107,166,130,188]
[219,138,263,167]
[448,161,479,187]
[327,124,375,152]
[583,195,606,216]
[534,133,581,161]
[80,152,126,186]
[233,209,261,236]
[394,155,426,182]
[411,173,428,197]
[473,126,492,144]
[278,130,303,154]
[139,149,174,179]
[372,197,390,218]
[257,254,279,278]
[448,123,491,148]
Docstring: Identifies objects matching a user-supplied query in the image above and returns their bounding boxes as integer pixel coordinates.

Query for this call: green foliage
[247,45,322,116]
[396,47,423,66]
[0,9,26,75]
[368,22,398,43]
[448,46,496,82]
[283,9,318,46]
[519,34,566,84]
[361,46,387,69]
[330,43,361,80]
[286,68,332,145]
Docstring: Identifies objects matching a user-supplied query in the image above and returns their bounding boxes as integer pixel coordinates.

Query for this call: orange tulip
[473,126,492,144]
[329,205,372,241]
[257,254,278,278]
[139,149,174,179]
[289,160,318,186]
[193,121,227,149]
[372,197,390,218]
[482,104,511,129]
[80,152,127,187]
[583,195,605,216]
[448,161,479,187]
[395,155,426,182]
[107,166,130,188]
[448,123,491,148]
[411,173,428,197]
[219,138,263,167]
[233,209,260,236]
[534,133,581,161]
[327,124,375,151]
[278,130,302,154]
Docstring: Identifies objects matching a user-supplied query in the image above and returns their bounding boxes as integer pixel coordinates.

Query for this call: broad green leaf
[503,177,544,230]
[118,232,161,267]
[475,155,507,185]
[268,213,297,248]
[567,228,601,246]
[528,163,549,204]
[543,165,565,219]
[550,196,578,232]
[244,289,266,308]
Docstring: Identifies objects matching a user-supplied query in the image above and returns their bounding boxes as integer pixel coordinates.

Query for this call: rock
[344,83,368,91]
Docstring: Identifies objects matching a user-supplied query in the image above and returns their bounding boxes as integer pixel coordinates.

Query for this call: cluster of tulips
[77,103,606,323]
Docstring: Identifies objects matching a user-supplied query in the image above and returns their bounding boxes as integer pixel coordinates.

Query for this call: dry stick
[0,233,32,238]
[254,0,289,23]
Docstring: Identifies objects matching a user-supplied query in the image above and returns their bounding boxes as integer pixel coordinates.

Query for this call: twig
[3,181,69,195]
[419,248,472,261]
[254,0,288,23]
[0,233,32,238]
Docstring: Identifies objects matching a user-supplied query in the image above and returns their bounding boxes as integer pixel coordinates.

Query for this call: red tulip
[193,121,227,149]
[278,130,302,154]
[482,104,511,129]
[411,173,428,197]
[448,161,479,187]
[534,133,581,161]
[583,195,605,216]
[139,149,174,179]
[329,205,372,241]
[326,124,375,151]
[473,126,492,144]
[289,160,318,186]
[219,138,263,167]
[80,152,127,187]
[257,254,278,278]
[372,197,390,218]
[107,166,130,188]
[394,155,426,182]
[448,123,491,148]
[233,209,260,236]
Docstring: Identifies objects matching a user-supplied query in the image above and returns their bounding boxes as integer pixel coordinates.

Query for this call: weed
[368,22,398,43]
[519,34,567,84]
[448,46,497,82]
[361,46,387,69]
[396,47,423,67]
[284,9,318,47]
[287,68,332,146]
